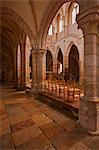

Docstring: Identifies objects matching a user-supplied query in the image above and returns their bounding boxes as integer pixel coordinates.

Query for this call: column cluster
[77,3,99,134]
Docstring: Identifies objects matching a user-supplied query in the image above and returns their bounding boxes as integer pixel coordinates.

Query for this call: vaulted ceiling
[0,0,73,65]
[0,0,94,67]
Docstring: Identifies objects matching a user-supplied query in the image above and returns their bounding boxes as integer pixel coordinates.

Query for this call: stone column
[17,42,26,91]
[63,55,68,75]
[97,31,99,97]
[53,60,57,74]
[21,45,26,89]
[77,4,99,134]
[13,49,18,88]
[25,36,32,85]
[29,49,46,95]
[79,60,83,82]
[37,49,46,91]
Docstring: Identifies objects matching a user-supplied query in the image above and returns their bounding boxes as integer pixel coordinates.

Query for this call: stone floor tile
[0,113,7,121]
[0,118,10,130]
[0,134,15,149]
[69,141,91,150]
[3,98,19,105]
[0,101,3,105]
[21,103,41,116]
[31,134,55,150]
[86,136,99,150]
[12,125,42,146]
[39,106,59,119]
[17,98,31,103]
[40,106,70,123]
[16,134,55,150]
[39,103,49,111]
[11,119,35,132]
[15,140,34,150]
[81,135,93,146]
[0,128,11,136]
[30,98,43,107]
[0,105,5,111]
[40,121,63,138]
[9,112,29,125]
[59,119,76,131]
[32,113,52,127]
[5,103,25,116]
[50,130,78,149]
[20,102,37,110]
[69,125,88,141]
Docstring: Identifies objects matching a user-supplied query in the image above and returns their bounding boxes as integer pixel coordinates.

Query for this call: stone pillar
[17,42,26,91]
[21,44,26,89]
[13,49,18,88]
[53,60,57,74]
[25,36,32,85]
[79,61,83,82]
[29,49,46,95]
[63,55,68,75]
[97,31,99,97]
[77,4,99,134]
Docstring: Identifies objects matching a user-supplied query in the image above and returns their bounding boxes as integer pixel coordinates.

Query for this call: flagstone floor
[0,86,99,150]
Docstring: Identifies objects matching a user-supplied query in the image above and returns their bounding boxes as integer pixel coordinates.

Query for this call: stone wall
[46,23,84,81]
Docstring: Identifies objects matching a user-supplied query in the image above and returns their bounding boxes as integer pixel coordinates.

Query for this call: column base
[77,119,99,136]
[79,96,99,135]
[16,84,26,91]
[88,130,99,136]
[27,82,39,96]
[27,81,44,96]
[28,88,38,96]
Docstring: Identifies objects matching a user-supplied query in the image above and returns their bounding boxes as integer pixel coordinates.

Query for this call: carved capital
[77,4,99,34]
[31,49,46,57]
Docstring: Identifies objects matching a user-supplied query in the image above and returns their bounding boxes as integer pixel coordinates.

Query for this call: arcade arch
[46,50,53,72]
[0,7,35,89]
[57,48,63,75]
[69,45,79,81]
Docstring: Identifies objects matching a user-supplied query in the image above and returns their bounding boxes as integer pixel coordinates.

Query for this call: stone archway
[57,48,63,75]
[1,7,35,89]
[46,50,53,72]
[69,44,79,81]
[46,50,53,79]
[39,0,79,48]
[1,7,35,46]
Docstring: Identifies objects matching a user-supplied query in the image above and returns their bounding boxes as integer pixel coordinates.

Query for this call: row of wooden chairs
[42,80,80,102]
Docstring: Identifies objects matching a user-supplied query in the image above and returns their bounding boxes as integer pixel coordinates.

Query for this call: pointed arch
[57,48,63,74]
[1,7,35,46]
[67,2,79,25]
[46,50,53,72]
[39,0,79,48]
[69,44,79,81]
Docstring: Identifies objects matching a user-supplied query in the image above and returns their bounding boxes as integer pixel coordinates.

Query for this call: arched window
[57,48,63,74]
[57,14,60,33]
[57,14,63,33]
[72,3,79,24]
[48,24,53,35]
[60,19,63,32]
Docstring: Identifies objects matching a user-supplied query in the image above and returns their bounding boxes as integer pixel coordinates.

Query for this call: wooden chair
[67,80,80,102]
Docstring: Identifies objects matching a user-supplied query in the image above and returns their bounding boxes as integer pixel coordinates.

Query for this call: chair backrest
[67,80,76,90]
